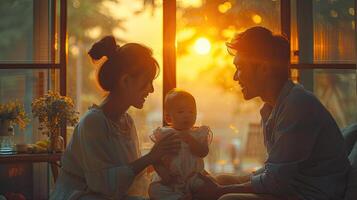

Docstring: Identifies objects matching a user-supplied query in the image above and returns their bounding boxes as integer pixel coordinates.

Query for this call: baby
[149,88,212,200]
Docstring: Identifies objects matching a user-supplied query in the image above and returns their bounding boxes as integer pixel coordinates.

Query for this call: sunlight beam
[194,37,211,55]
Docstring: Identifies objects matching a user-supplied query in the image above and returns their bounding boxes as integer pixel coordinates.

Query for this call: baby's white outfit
[148,126,212,200]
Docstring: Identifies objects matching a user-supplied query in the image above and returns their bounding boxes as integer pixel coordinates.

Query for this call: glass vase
[0,120,16,155]
[48,135,64,153]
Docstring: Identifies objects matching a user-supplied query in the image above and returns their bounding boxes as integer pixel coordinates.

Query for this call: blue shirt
[251,80,350,200]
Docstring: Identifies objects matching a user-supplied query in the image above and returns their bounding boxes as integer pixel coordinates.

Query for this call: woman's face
[126,71,155,109]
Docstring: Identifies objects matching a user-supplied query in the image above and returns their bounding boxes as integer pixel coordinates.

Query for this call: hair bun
[88,35,119,60]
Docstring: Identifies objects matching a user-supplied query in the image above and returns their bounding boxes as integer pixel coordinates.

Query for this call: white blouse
[50,106,150,200]
[151,126,212,183]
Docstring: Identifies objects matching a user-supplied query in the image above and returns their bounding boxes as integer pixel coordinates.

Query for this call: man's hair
[226,26,290,66]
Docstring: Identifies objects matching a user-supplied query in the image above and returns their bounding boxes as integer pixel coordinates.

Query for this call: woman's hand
[148,133,181,164]
[161,172,180,186]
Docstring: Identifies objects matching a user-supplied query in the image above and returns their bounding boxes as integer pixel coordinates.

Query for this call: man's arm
[219,181,255,194]
[214,173,252,185]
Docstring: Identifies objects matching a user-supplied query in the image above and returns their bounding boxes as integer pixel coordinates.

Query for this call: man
[194,27,350,200]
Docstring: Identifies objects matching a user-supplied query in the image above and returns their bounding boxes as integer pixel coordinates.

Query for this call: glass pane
[66,0,163,152]
[0,0,60,64]
[313,0,355,63]
[314,69,357,128]
[176,0,281,174]
[290,0,299,64]
[0,69,59,144]
[298,68,357,128]
[291,0,356,64]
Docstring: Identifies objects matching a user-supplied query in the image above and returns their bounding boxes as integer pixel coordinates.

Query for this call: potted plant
[0,101,29,154]
[32,91,79,152]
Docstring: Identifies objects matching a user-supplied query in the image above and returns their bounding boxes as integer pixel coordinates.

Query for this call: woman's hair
[88,35,160,92]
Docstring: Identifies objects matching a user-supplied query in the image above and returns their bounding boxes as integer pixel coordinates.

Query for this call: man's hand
[192,173,224,200]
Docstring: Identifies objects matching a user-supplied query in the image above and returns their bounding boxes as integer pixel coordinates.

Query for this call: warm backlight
[252,14,262,24]
[194,37,211,55]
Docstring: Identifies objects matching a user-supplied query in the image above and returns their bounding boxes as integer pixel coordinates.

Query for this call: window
[0,0,62,64]
[175,0,281,173]
[290,0,357,128]
[0,0,66,198]
[66,0,163,151]
[0,0,65,142]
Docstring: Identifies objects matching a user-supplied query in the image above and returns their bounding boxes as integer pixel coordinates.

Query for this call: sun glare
[252,14,262,24]
[194,37,211,55]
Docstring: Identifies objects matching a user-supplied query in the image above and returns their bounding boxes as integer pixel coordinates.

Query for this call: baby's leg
[149,181,184,200]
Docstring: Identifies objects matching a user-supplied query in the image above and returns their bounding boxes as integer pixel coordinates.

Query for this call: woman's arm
[128,153,155,175]
[153,162,177,185]
[130,133,181,175]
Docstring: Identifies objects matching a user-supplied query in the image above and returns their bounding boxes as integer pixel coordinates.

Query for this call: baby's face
[167,98,197,131]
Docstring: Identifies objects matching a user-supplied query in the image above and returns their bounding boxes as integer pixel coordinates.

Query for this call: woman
[50,36,181,200]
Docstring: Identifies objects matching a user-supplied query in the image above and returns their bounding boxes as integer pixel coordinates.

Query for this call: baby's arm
[180,129,209,158]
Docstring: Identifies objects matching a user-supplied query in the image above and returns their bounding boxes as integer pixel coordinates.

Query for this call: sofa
[342,123,357,200]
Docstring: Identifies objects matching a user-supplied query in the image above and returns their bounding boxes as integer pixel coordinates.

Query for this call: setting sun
[194,37,211,55]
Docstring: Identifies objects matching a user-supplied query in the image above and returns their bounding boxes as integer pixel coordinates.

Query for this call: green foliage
[68,0,125,43]
[0,0,32,60]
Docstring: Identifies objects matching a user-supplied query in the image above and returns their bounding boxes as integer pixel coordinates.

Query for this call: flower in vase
[32,91,79,137]
[0,100,29,130]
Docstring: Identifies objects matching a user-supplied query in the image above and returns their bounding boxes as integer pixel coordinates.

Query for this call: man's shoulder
[285,84,322,111]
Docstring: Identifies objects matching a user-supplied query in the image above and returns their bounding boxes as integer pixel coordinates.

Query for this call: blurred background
[0,1,356,198]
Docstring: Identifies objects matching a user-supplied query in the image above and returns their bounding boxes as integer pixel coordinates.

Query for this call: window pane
[0,0,60,64]
[176,0,280,174]
[291,0,356,64]
[67,0,163,151]
[314,69,357,128]
[313,0,355,63]
[290,0,299,63]
[298,69,357,128]
[0,69,59,144]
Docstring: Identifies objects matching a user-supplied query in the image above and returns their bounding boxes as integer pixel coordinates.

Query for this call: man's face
[233,54,266,100]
